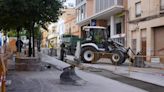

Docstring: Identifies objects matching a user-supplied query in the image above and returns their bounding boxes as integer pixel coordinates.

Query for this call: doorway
[141,29,147,61]
[107,25,110,38]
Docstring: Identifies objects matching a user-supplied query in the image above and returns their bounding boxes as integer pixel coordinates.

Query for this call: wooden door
[141,37,146,60]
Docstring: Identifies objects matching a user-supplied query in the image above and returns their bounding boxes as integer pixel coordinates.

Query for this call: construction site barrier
[128,55,164,75]
[0,46,13,92]
[92,52,164,75]
[0,53,7,92]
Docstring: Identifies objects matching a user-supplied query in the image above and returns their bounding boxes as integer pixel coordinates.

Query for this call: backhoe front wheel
[81,47,97,63]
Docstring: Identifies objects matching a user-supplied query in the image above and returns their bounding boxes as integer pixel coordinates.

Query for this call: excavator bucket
[60,65,86,86]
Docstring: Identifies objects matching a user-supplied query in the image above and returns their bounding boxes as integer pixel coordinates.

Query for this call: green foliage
[0,0,62,56]
[8,29,26,37]
[0,0,63,30]
[25,26,42,38]
[8,30,17,37]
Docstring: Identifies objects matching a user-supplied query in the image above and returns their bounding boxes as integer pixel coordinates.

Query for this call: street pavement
[7,53,148,92]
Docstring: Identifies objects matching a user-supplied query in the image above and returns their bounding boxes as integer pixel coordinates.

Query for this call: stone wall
[15,57,41,71]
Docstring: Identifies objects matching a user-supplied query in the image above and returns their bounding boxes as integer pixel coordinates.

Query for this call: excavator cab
[83,26,108,44]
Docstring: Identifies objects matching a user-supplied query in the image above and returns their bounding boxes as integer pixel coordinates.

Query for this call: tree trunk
[28,22,35,57]
[28,28,32,57]
[17,28,20,39]
[32,28,35,57]
[16,27,21,53]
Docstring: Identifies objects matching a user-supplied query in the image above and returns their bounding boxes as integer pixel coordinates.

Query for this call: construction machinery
[80,26,129,65]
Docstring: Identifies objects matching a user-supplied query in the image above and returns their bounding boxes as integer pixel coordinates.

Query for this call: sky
[64,0,76,7]
[65,0,75,4]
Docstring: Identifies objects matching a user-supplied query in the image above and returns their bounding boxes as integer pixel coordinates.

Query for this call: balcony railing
[95,0,123,13]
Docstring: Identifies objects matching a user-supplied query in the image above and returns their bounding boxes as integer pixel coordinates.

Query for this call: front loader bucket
[60,65,86,86]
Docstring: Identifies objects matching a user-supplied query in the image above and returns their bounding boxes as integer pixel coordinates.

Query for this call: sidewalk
[40,54,147,92]
[65,55,164,87]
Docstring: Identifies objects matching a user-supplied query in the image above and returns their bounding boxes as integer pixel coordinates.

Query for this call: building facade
[47,1,80,49]
[63,8,80,36]
[76,0,128,46]
[41,30,48,48]
[47,23,59,48]
[128,0,164,63]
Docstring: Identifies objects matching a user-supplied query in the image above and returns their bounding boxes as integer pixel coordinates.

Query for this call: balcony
[76,0,124,25]
[95,0,123,13]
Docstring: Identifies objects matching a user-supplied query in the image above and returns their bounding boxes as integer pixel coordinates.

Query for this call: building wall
[64,8,80,37]
[61,8,76,21]
[65,17,80,36]
[96,20,107,27]
[128,0,160,21]
[128,0,164,62]
[86,0,94,17]
[41,31,48,48]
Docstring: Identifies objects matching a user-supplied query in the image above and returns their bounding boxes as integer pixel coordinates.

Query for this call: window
[132,39,137,53]
[81,5,84,20]
[76,4,86,22]
[135,2,141,17]
[116,23,122,34]
[161,0,164,10]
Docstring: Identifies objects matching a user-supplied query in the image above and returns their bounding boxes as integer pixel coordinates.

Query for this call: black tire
[111,50,126,65]
[81,47,97,63]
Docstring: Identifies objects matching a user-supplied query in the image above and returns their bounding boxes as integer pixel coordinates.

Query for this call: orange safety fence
[0,54,7,92]
[0,45,13,92]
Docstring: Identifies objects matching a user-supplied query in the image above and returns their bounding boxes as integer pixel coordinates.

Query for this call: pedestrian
[16,38,23,52]
[37,39,41,52]
[60,42,65,61]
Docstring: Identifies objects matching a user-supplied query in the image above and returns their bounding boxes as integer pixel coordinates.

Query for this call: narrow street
[1,0,164,92]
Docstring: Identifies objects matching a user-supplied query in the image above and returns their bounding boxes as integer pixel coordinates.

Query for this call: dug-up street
[6,54,151,92]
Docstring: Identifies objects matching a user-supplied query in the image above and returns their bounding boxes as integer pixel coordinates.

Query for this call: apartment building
[47,0,81,49]
[76,0,128,45]
[63,8,80,36]
[128,0,164,62]
[47,8,77,49]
